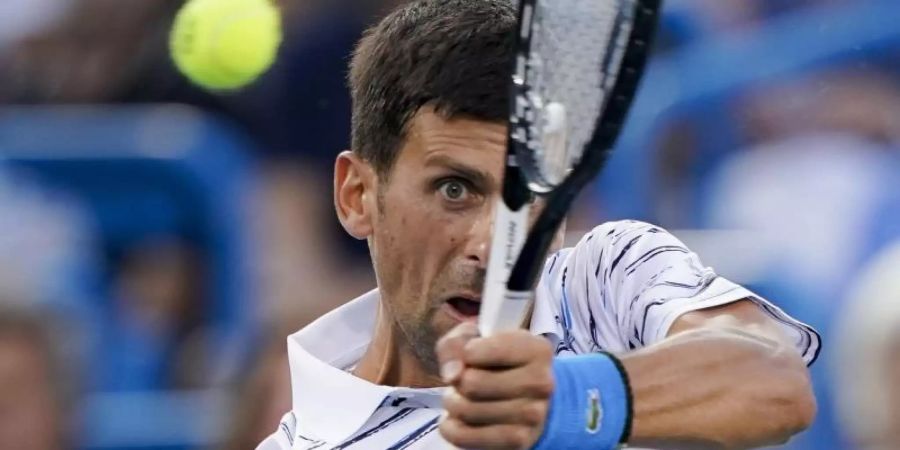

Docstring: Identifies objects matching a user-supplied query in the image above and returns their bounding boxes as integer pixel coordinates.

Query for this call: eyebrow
[424,153,495,191]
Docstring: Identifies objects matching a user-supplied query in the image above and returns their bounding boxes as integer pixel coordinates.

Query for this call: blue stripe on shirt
[386,417,440,450]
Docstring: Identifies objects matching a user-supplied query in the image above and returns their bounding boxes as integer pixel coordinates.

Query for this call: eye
[438,179,470,202]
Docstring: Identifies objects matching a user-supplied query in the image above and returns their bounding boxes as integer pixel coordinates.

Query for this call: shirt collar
[287,289,445,444]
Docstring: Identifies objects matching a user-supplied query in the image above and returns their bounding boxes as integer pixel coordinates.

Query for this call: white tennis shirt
[257,220,820,449]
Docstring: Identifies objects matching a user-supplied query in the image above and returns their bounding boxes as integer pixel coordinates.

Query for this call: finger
[443,388,548,427]
[453,365,554,401]
[462,330,553,369]
[439,417,536,450]
[435,322,480,383]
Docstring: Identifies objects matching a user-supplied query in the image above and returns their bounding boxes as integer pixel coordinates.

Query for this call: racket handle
[480,290,533,337]
[479,200,529,337]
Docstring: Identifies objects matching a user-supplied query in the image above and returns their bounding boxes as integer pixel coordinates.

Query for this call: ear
[334,151,377,239]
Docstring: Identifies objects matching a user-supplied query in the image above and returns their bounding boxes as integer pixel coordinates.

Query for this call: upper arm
[553,221,820,364]
[668,299,797,351]
[564,221,756,349]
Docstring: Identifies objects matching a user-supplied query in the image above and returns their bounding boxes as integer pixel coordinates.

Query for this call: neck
[352,301,443,388]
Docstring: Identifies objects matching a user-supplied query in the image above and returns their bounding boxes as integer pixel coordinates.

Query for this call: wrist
[532,352,633,450]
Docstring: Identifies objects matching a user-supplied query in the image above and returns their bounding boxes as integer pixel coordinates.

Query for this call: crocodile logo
[586,388,602,434]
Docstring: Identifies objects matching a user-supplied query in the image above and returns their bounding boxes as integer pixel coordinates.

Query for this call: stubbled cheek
[376,197,470,295]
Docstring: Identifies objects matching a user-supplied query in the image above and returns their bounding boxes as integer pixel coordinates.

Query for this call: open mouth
[445,297,481,318]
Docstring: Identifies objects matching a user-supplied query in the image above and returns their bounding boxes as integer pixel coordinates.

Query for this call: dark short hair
[349,0,516,176]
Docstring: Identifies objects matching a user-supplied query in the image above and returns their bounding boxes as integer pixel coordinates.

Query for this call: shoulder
[532,220,689,351]
[579,220,679,248]
[537,220,702,319]
[537,220,694,306]
[563,220,690,276]
[255,412,297,450]
[541,220,689,280]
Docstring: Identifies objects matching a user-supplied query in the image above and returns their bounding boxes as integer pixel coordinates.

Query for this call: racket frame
[479,0,662,337]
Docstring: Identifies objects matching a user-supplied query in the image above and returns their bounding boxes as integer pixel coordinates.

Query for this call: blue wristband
[532,353,633,450]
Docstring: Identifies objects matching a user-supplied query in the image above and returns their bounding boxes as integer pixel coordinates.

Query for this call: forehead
[401,107,508,164]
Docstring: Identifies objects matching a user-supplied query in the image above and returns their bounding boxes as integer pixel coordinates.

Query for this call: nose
[463,203,493,269]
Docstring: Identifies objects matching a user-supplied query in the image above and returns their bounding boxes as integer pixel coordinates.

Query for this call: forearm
[620,327,816,449]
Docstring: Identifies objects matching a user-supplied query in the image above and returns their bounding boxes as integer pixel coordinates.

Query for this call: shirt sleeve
[545,220,820,365]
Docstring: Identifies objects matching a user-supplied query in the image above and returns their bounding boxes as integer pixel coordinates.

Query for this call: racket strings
[523,0,635,187]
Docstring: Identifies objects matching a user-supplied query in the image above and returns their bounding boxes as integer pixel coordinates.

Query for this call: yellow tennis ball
[170,0,282,91]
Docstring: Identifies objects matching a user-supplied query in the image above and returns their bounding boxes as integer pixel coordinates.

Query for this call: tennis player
[258,1,820,449]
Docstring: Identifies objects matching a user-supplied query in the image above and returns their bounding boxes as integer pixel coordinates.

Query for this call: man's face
[369,108,508,373]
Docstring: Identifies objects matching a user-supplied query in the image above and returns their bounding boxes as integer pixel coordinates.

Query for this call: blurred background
[0,0,897,449]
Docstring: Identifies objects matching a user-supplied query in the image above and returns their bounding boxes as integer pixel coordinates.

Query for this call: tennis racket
[478,0,662,337]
